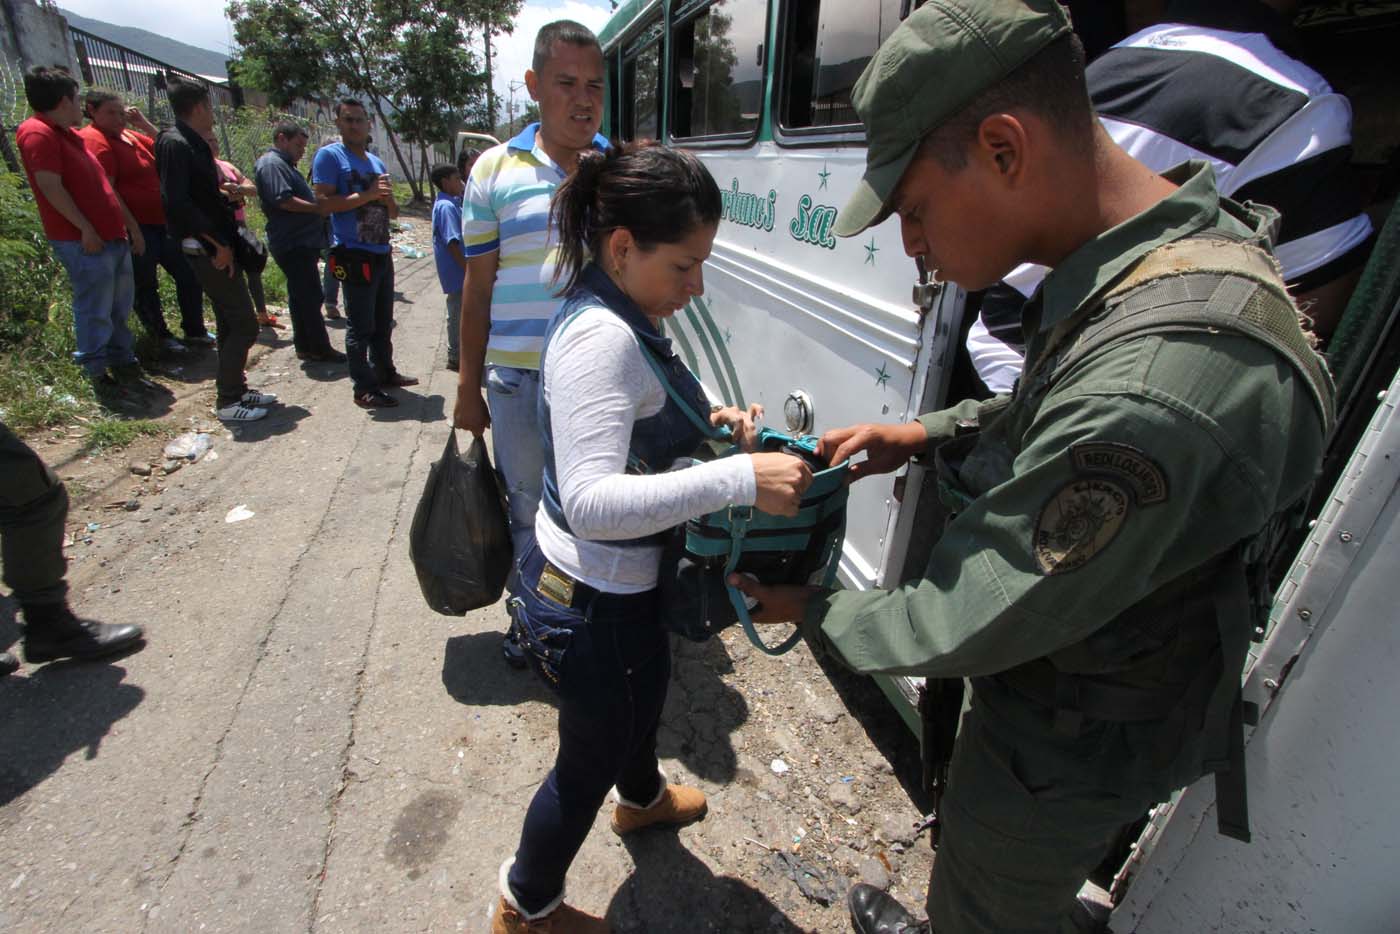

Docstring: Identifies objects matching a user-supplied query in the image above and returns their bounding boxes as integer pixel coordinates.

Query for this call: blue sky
[56,0,616,114]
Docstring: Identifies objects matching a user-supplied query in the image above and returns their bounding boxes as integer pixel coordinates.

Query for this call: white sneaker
[240,390,278,406]
[216,403,268,422]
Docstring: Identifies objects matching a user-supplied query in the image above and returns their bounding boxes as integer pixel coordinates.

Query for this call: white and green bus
[596,2,1400,929]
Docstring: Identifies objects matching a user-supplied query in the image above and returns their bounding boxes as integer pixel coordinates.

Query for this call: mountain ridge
[60,9,230,79]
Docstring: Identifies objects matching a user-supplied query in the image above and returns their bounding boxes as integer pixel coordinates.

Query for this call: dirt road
[0,245,933,932]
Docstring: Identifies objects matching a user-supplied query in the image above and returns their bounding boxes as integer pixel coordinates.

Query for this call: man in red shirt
[79,89,213,352]
[14,67,140,388]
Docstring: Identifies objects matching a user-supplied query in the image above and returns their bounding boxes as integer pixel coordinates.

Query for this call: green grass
[83,417,172,453]
[0,166,293,437]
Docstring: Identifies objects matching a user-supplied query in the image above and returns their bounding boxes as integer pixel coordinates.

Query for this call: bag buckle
[727,506,752,535]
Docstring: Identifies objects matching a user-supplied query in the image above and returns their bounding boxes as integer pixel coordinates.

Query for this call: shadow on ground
[442,631,556,709]
[226,405,312,442]
[657,635,750,784]
[605,831,803,933]
[0,598,146,808]
[441,628,751,785]
[367,391,446,424]
[809,639,930,812]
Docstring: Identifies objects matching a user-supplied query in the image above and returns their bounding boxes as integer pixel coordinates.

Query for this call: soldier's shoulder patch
[1070,442,1168,505]
[1034,477,1130,575]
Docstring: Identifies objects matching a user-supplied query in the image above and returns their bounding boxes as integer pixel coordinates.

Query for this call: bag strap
[722,507,804,656]
[630,331,732,442]
[1060,237,1336,435]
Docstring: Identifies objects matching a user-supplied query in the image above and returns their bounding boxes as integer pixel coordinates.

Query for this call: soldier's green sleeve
[804,336,1322,678]
[914,396,1005,455]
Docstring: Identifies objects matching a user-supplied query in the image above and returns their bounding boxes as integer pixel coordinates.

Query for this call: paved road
[0,254,930,933]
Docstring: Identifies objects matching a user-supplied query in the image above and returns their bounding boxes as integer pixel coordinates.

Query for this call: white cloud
[488,0,615,125]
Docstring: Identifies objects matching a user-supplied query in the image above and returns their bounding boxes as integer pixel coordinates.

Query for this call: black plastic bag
[409,431,512,615]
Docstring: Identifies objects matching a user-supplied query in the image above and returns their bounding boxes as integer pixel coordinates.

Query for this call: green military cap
[834,0,1073,238]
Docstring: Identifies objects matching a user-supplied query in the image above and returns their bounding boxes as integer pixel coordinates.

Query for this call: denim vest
[538,263,712,546]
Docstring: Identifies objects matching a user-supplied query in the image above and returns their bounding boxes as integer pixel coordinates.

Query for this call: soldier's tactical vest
[936,232,1335,842]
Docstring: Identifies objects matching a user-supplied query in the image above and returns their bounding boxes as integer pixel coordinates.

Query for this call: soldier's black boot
[847,884,930,934]
[20,603,144,664]
[0,651,18,677]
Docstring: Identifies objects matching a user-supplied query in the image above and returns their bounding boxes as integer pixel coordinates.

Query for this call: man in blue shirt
[255,121,343,364]
[312,99,417,408]
[429,163,468,370]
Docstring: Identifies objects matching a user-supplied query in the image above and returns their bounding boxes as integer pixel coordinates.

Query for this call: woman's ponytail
[550,147,611,295]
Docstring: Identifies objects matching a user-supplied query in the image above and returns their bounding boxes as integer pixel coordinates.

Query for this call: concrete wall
[1,0,80,75]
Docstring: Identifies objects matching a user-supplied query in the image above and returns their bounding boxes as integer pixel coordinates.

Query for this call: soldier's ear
[975,114,1028,185]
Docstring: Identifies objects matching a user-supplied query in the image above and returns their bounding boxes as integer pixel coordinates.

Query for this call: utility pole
[507,79,526,136]
[483,28,495,129]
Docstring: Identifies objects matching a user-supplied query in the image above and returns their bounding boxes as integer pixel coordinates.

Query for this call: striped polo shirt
[462,123,609,370]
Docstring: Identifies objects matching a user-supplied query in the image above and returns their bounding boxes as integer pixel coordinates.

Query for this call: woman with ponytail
[491,143,812,932]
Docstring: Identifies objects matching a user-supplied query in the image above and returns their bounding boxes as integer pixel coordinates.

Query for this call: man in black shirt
[155,81,278,422]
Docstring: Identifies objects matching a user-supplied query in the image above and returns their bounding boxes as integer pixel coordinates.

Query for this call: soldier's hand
[728,575,819,624]
[453,384,491,436]
[818,422,926,483]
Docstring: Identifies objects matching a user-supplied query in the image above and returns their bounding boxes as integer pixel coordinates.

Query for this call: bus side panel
[669,142,934,589]
[1113,368,1400,933]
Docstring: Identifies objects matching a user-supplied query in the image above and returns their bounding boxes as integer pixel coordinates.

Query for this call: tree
[229,0,511,201]
[388,17,488,196]
[470,0,524,129]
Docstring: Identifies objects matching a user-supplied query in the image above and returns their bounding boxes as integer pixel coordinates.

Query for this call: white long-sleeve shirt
[534,306,757,594]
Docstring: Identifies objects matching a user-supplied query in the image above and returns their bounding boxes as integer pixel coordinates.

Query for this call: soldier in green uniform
[1,422,145,676]
[731,2,1334,932]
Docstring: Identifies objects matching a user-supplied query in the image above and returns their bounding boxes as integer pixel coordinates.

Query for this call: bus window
[781,0,903,130]
[670,0,768,140]
[622,40,662,141]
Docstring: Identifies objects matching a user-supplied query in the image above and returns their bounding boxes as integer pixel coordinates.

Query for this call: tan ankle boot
[610,783,708,835]
[491,896,610,933]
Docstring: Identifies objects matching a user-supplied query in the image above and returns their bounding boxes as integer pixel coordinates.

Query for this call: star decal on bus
[865,238,879,265]
[875,362,891,388]
[818,163,830,190]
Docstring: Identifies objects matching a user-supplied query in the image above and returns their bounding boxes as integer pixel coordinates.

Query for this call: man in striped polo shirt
[453,20,608,666]
[968,0,1374,394]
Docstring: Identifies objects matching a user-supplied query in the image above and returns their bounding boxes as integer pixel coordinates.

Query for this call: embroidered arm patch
[1034,478,1129,574]
[1033,443,1167,575]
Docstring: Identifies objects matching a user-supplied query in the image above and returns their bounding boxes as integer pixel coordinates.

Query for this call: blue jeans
[272,247,333,355]
[444,291,462,362]
[339,251,397,395]
[133,223,207,340]
[506,542,670,913]
[50,239,137,376]
[486,366,545,563]
[321,250,339,310]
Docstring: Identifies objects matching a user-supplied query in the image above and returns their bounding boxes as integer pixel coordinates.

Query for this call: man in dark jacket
[155,81,278,422]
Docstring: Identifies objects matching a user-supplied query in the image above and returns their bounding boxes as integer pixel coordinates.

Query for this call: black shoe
[354,389,399,409]
[445,358,459,372]
[0,651,18,677]
[183,332,217,347]
[501,628,527,669]
[378,371,419,388]
[298,349,348,363]
[21,607,144,664]
[847,884,929,934]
